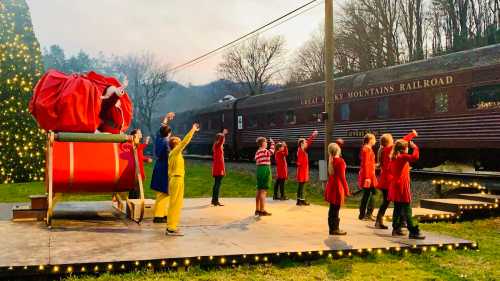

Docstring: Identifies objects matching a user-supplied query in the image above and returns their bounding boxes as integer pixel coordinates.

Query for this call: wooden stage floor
[0,198,474,272]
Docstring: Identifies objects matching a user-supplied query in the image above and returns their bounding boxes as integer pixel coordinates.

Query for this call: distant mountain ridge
[155,79,281,114]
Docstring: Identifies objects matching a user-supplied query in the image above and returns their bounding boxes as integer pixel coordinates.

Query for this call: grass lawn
[0,160,358,207]
[1,160,498,280]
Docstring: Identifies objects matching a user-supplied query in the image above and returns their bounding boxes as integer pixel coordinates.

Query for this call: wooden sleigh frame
[45,132,145,226]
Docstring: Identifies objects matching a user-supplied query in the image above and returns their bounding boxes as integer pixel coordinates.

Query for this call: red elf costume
[324,155,350,235]
[273,142,289,200]
[389,141,425,239]
[357,134,377,220]
[296,131,317,206]
[374,131,417,229]
[211,131,226,206]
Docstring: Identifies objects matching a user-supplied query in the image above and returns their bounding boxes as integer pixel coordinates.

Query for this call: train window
[311,113,321,122]
[467,85,500,110]
[434,92,448,113]
[248,116,258,129]
[376,97,389,119]
[268,113,277,127]
[340,103,350,121]
[285,111,296,125]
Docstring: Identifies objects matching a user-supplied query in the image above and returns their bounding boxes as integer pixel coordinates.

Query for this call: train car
[176,44,500,171]
[170,98,239,159]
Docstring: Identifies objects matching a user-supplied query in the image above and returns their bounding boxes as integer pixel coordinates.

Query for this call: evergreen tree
[0,0,45,183]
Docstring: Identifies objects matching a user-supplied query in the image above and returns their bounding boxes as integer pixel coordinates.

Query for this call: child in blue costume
[151,112,175,223]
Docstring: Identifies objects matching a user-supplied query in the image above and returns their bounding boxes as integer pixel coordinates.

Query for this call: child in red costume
[211,129,228,206]
[375,130,417,229]
[358,133,378,220]
[324,142,350,235]
[273,141,289,200]
[296,130,318,206]
[389,139,425,239]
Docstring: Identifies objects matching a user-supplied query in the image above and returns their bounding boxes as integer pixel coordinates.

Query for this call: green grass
[61,218,499,281]
[0,160,331,203]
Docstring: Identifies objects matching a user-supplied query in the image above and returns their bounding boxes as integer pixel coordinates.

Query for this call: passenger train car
[171,44,500,171]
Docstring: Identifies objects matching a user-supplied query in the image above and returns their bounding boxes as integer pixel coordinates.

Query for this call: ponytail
[327,143,341,176]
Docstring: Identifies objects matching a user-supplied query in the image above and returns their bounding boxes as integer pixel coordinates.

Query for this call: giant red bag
[29,69,133,133]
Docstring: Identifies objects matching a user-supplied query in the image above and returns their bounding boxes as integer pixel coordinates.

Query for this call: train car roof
[190,98,237,115]
[237,43,500,108]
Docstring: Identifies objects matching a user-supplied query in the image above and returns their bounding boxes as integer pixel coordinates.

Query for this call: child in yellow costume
[165,123,200,236]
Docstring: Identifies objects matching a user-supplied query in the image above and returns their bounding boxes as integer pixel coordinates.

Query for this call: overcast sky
[26,0,335,85]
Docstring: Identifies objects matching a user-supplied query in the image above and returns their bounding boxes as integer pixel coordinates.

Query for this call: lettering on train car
[336,75,454,101]
[300,96,325,105]
[346,129,382,137]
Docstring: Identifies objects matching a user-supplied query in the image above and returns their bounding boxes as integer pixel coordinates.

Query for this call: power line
[169,0,320,72]
[172,0,324,73]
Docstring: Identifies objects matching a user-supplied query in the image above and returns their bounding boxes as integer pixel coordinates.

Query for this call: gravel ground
[188,159,438,204]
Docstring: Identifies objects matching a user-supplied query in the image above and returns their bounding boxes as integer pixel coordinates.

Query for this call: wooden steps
[420,198,498,214]
[12,194,48,221]
[455,193,500,204]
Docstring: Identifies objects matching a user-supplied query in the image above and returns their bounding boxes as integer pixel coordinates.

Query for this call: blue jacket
[150,130,169,193]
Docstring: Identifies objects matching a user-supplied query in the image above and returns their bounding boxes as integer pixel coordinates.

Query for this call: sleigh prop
[45,132,145,226]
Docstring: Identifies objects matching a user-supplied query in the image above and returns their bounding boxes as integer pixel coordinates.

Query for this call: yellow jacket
[168,127,196,177]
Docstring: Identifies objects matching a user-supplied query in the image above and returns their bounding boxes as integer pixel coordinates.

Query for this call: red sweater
[388,145,419,203]
[324,157,350,206]
[377,132,417,190]
[296,133,315,183]
[275,146,288,179]
[212,136,225,176]
[358,145,377,189]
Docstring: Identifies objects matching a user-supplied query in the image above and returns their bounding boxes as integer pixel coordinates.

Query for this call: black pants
[359,187,376,218]
[211,176,223,203]
[392,202,419,234]
[376,189,390,219]
[297,182,305,200]
[273,179,286,199]
[328,203,341,231]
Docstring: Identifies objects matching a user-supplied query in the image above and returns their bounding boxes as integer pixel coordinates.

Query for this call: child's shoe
[392,228,405,236]
[260,210,272,216]
[165,229,184,236]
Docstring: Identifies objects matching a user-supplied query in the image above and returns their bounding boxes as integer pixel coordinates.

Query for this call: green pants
[392,202,419,234]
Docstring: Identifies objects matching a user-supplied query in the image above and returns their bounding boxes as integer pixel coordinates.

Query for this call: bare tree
[286,29,325,86]
[400,0,425,61]
[114,53,171,134]
[217,36,285,96]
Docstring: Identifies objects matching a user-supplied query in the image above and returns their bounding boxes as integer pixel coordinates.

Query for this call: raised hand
[312,130,319,137]
[412,129,418,137]
[222,128,229,135]
[193,123,200,131]
[166,112,175,121]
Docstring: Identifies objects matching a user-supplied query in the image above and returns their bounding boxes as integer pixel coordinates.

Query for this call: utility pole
[324,0,334,162]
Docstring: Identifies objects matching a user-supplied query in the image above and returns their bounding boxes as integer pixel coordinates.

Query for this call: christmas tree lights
[0,0,45,183]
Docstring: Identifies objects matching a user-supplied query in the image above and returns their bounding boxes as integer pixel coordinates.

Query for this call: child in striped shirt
[254,137,275,216]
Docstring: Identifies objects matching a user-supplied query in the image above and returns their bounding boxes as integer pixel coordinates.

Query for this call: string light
[0,243,478,276]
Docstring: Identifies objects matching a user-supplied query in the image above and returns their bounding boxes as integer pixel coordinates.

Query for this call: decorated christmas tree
[0,0,45,183]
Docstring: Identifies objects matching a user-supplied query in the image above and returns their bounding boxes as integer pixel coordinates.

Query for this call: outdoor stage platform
[0,198,475,278]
